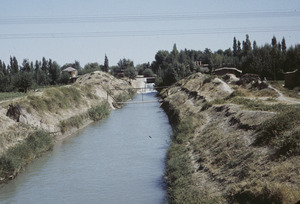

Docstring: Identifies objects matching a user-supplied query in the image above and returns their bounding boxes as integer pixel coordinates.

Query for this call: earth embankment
[162,73,300,203]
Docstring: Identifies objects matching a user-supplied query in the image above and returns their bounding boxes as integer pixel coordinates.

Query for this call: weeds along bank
[0,71,136,184]
[161,73,300,204]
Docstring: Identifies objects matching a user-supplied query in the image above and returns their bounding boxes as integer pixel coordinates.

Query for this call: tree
[242,34,252,56]
[272,36,277,48]
[281,37,287,55]
[10,56,19,74]
[13,72,33,93]
[253,40,258,50]
[233,37,237,56]
[103,54,109,72]
[83,62,100,74]
[34,60,41,82]
[237,41,242,57]
[117,58,134,71]
[49,61,61,84]
[271,36,280,80]
[60,71,70,84]
[171,43,179,62]
[124,66,137,79]
[74,60,82,70]
[22,59,31,72]
[142,68,154,77]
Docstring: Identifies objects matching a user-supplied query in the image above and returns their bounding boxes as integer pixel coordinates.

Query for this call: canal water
[0,92,172,204]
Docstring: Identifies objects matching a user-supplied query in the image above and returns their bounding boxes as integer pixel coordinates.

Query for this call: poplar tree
[103,54,109,72]
[281,37,287,55]
[233,37,237,56]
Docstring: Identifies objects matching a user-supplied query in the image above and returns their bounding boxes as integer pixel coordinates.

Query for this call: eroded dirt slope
[162,73,300,203]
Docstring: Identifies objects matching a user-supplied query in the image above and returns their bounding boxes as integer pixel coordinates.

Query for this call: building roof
[284,69,298,75]
[215,67,242,73]
[62,67,77,72]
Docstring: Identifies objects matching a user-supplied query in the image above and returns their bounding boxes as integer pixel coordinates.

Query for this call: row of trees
[1,35,299,92]
[0,55,110,92]
[148,35,300,86]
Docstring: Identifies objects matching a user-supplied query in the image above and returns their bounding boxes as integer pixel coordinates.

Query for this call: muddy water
[0,92,172,204]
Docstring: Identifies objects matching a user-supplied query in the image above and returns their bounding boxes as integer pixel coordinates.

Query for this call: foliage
[166,117,221,203]
[60,71,70,84]
[26,86,82,112]
[103,54,109,72]
[255,106,300,157]
[124,66,137,79]
[59,114,87,133]
[149,35,300,87]
[0,92,26,101]
[88,102,111,121]
[0,130,53,183]
[111,58,137,79]
[59,102,111,133]
[13,71,34,93]
[80,62,100,75]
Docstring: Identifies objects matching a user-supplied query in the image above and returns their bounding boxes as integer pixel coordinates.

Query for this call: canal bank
[0,92,172,203]
[0,71,136,184]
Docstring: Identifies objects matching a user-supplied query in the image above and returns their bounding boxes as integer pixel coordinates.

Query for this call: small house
[284,69,300,89]
[62,67,78,83]
[214,67,242,77]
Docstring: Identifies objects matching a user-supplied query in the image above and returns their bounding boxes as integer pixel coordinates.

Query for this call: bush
[88,102,111,121]
[255,107,300,157]
[0,130,53,183]
[59,114,87,133]
[59,102,111,133]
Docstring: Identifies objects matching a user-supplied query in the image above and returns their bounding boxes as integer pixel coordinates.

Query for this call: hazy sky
[0,0,299,66]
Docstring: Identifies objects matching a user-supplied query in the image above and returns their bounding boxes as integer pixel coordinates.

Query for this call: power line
[0,9,299,24]
[0,26,299,39]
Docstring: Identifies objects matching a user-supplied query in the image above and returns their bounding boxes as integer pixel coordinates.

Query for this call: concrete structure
[194,61,210,73]
[284,69,300,89]
[214,67,242,77]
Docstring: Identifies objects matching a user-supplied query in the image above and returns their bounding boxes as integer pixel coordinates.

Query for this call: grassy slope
[162,73,300,204]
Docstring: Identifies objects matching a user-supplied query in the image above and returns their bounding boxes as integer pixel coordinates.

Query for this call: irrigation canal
[0,92,172,204]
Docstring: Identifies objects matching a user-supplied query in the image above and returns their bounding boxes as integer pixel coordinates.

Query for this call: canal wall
[0,71,136,184]
[161,73,300,203]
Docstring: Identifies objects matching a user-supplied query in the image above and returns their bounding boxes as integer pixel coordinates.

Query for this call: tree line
[1,35,299,92]
[0,55,110,92]
[148,35,300,86]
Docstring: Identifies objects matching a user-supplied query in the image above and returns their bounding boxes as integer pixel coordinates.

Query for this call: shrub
[255,107,300,157]
[88,102,111,121]
[0,130,53,183]
[59,114,87,133]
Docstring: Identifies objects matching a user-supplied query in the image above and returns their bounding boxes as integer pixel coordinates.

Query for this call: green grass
[114,89,136,103]
[255,106,300,158]
[201,88,300,113]
[0,92,26,101]
[80,84,99,99]
[26,86,82,113]
[165,117,222,203]
[59,101,111,133]
[0,130,53,183]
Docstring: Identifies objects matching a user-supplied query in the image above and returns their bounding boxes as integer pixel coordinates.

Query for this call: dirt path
[268,85,300,104]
